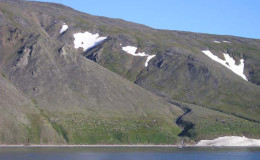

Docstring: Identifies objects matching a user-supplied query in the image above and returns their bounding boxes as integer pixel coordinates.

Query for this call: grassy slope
[40,111,182,144]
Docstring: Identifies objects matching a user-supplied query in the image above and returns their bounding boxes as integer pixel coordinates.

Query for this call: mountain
[0,0,259,144]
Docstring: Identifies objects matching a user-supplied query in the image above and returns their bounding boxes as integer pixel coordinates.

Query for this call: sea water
[0,146,259,160]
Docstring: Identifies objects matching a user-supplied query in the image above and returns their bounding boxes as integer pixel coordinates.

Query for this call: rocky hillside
[0,0,259,144]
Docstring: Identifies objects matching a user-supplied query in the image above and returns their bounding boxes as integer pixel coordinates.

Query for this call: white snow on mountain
[214,41,221,43]
[73,31,107,51]
[223,41,231,43]
[145,55,156,67]
[122,46,147,57]
[122,46,156,67]
[60,23,68,34]
[202,50,247,81]
[196,136,260,146]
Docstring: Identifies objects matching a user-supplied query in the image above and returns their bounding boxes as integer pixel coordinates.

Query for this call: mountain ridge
[0,0,259,144]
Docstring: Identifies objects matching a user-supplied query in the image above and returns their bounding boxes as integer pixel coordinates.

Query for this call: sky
[33,0,260,39]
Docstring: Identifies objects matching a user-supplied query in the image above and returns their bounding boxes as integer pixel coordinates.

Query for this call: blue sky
[33,0,260,39]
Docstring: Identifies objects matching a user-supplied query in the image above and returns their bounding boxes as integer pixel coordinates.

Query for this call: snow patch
[122,46,156,67]
[122,46,147,57]
[73,31,107,51]
[214,41,221,43]
[223,41,231,43]
[202,50,247,81]
[145,55,156,67]
[196,136,260,146]
[60,23,68,34]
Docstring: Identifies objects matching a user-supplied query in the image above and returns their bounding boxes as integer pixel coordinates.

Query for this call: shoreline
[0,144,183,148]
[0,144,259,148]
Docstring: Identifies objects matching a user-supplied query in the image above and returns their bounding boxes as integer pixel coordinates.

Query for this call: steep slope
[0,0,183,144]
[83,27,260,121]
[0,74,65,144]
[76,13,260,122]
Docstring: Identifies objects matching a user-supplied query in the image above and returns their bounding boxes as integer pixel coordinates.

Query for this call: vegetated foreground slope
[0,0,259,144]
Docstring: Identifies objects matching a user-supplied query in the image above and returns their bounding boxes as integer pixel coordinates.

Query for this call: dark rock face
[0,0,259,144]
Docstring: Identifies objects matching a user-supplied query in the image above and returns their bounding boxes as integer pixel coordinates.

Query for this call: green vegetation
[46,113,181,144]
[27,114,42,144]
[49,121,69,143]
[173,101,260,141]
[1,73,6,78]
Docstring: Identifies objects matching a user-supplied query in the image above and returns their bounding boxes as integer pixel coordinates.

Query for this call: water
[0,146,259,160]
